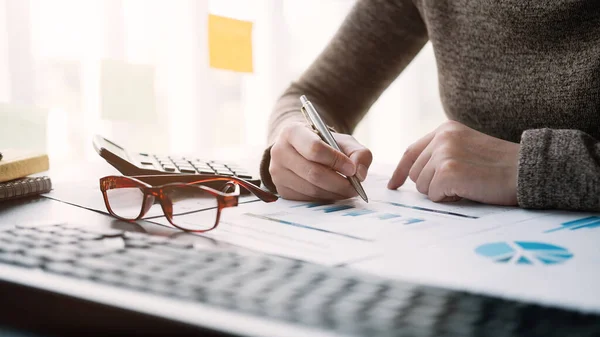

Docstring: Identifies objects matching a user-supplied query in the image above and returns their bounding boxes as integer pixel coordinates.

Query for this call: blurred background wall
[0,0,445,167]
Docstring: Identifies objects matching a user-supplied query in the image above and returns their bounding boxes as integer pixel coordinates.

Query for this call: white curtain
[0,0,445,167]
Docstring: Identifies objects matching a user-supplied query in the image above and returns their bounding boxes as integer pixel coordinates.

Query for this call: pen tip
[299,95,308,105]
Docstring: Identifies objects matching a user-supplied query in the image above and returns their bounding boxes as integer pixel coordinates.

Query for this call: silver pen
[300,95,369,203]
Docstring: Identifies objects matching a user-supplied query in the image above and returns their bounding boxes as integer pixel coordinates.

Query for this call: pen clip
[300,106,320,135]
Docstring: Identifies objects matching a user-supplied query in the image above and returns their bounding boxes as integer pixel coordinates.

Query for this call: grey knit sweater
[260,0,600,211]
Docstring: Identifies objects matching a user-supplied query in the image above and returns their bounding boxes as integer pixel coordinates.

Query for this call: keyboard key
[123,232,149,240]
[97,272,127,286]
[81,228,124,237]
[0,252,15,264]
[0,232,15,242]
[13,255,42,268]
[77,232,104,241]
[27,248,75,262]
[0,243,24,253]
[70,267,95,279]
[46,262,76,275]
[77,257,122,272]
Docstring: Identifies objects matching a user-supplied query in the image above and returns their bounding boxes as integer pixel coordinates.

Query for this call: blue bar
[321,205,354,213]
[378,213,402,220]
[562,216,600,227]
[400,218,424,225]
[545,216,600,233]
[343,209,376,217]
[571,220,600,231]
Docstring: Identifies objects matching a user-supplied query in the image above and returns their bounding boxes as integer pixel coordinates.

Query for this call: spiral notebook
[0,176,52,201]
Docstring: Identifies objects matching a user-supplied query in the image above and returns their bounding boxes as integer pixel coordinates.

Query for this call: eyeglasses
[99,175,278,232]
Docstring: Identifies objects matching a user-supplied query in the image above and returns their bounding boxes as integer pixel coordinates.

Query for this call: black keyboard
[1,223,599,337]
[150,155,253,179]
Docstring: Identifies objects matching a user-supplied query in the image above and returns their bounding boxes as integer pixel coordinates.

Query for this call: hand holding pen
[267,95,373,201]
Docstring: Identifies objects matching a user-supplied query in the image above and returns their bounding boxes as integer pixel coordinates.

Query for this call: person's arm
[261,0,429,194]
[518,129,600,211]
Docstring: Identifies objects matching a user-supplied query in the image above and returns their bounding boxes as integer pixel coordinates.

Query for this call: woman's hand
[388,121,520,205]
[269,122,373,201]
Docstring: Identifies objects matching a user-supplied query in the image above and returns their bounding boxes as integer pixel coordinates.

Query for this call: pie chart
[475,241,573,265]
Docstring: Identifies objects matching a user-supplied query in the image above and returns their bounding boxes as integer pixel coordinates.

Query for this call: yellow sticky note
[208,14,253,73]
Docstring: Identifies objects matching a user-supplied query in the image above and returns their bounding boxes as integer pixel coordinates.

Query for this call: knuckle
[281,123,301,138]
[268,163,280,179]
[438,158,460,176]
[437,143,457,158]
[444,120,461,130]
[436,129,455,142]
[270,142,284,160]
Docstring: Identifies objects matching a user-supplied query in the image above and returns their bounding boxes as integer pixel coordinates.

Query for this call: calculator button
[180,168,196,174]
[163,166,176,172]
[140,161,153,165]
[199,170,215,175]
[237,173,253,179]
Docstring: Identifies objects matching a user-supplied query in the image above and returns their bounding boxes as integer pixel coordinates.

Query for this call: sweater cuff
[517,128,592,210]
[259,145,277,194]
[517,129,551,208]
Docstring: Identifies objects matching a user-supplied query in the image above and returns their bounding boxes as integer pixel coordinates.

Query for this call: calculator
[93,135,261,189]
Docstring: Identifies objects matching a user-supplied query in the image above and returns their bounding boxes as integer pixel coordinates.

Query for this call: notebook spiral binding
[0,176,52,201]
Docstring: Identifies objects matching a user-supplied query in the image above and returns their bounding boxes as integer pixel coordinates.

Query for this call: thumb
[335,134,372,181]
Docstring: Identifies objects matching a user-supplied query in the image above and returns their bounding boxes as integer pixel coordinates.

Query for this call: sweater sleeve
[517,129,600,211]
[260,0,429,192]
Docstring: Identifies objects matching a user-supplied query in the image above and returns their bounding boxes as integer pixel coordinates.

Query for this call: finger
[408,142,434,184]
[287,126,356,176]
[388,130,436,189]
[273,167,352,200]
[335,134,373,181]
[415,157,436,195]
[278,142,357,197]
[428,161,462,202]
[276,185,315,201]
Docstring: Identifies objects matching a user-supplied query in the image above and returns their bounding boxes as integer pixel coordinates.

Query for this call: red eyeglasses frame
[99,174,278,232]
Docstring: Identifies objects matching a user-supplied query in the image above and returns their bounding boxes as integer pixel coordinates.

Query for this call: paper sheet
[148,172,545,266]
[208,14,253,73]
[350,211,600,313]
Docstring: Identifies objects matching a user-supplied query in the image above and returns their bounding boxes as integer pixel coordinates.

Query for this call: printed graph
[376,201,478,219]
[291,202,424,225]
[475,241,573,265]
[545,216,600,233]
